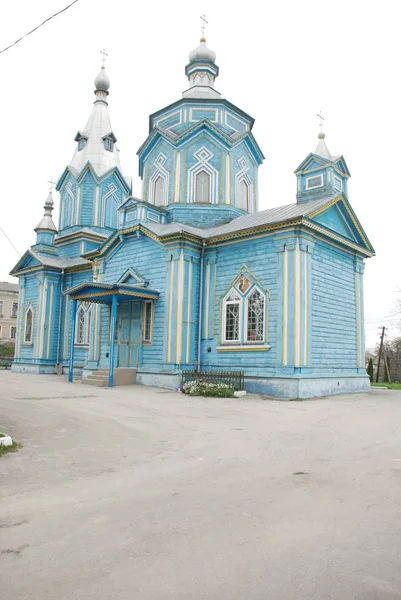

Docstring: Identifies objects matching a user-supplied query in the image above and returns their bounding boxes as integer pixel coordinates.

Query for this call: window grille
[12,302,18,317]
[247,289,264,342]
[143,301,152,343]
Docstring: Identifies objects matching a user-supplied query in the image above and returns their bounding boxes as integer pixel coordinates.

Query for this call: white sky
[0,0,399,348]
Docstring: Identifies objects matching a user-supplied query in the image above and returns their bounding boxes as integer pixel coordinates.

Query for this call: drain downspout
[55,269,64,374]
[197,241,206,372]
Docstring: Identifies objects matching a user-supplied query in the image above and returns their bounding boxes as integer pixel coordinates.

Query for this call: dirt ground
[1,371,401,599]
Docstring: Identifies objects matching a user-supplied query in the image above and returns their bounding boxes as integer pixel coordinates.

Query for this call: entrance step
[81,367,137,387]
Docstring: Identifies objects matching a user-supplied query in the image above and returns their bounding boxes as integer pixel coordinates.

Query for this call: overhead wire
[0,0,81,55]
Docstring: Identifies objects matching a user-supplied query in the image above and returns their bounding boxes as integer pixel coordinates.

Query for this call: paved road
[1,372,401,599]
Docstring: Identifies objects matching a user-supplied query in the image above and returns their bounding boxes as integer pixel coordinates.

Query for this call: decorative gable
[117,268,148,287]
[311,204,357,242]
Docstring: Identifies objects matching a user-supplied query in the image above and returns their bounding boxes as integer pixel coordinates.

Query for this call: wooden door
[118,302,141,367]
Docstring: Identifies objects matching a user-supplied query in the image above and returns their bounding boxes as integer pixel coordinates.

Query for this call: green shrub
[367,357,374,382]
[182,380,235,398]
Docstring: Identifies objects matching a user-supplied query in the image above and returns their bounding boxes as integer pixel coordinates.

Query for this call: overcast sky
[0,0,399,348]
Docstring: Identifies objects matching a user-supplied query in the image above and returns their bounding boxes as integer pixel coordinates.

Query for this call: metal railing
[181,368,245,390]
[0,357,13,369]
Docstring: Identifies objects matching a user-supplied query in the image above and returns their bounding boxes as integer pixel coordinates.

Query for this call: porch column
[68,298,77,383]
[108,294,118,387]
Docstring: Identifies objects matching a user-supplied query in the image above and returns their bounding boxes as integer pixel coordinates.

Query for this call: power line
[0,0,81,55]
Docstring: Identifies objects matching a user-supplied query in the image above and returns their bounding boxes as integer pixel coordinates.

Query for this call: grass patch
[0,441,22,457]
[371,382,401,390]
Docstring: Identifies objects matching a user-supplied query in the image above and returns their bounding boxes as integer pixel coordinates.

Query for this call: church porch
[63,282,159,387]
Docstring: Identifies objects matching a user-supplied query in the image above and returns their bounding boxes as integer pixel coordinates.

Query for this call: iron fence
[0,357,12,369]
[181,368,244,390]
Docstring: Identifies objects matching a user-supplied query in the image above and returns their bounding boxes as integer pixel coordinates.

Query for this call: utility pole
[375,326,386,383]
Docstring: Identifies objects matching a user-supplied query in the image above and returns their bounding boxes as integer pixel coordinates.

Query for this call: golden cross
[48,178,56,192]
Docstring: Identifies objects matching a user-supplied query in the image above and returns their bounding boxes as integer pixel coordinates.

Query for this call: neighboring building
[9,36,374,398]
[0,281,19,342]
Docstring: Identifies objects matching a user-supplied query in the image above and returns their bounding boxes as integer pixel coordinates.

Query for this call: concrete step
[81,368,137,387]
[81,375,108,387]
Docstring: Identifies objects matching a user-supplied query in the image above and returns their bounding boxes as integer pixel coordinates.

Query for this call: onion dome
[189,37,217,63]
[94,66,110,93]
[315,131,332,159]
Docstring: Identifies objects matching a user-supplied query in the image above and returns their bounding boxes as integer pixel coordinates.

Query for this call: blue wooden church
[10,37,374,397]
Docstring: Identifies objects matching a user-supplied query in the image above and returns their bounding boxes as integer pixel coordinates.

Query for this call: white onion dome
[189,37,216,63]
[94,66,110,92]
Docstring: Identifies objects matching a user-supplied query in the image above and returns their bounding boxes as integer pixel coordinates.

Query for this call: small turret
[295,129,351,204]
[33,190,57,251]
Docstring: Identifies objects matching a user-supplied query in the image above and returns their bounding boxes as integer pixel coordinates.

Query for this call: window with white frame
[10,326,16,339]
[334,176,342,192]
[195,170,210,203]
[143,301,153,343]
[104,137,114,152]
[0,301,3,315]
[306,174,323,189]
[224,291,241,342]
[0,325,2,338]
[75,304,91,346]
[222,277,267,345]
[12,302,18,317]
[24,307,33,343]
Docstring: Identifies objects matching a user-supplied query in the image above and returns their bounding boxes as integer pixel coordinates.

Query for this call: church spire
[34,188,57,249]
[183,20,220,99]
[68,60,122,177]
[315,131,332,159]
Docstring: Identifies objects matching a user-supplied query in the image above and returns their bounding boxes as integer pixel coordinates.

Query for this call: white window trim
[245,289,266,344]
[10,326,16,339]
[23,306,34,344]
[142,301,153,344]
[0,301,3,316]
[0,324,2,338]
[74,304,91,347]
[334,176,342,192]
[222,293,241,344]
[306,174,324,190]
[222,285,268,346]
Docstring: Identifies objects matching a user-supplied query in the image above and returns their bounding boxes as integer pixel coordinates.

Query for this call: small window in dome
[104,138,114,152]
[77,138,86,151]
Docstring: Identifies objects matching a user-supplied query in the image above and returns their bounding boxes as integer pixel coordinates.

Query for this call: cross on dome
[200,14,208,40]
[100,48,108,68]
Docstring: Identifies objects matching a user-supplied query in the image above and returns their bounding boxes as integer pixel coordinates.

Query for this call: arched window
[246,288,264,342]
[154,176,165,206]
[222,282,267,346]
[75,304,91,346]
[196,171,210,203]
[223,291,241,343]
[24,307,33,343]
[238,179,249,211]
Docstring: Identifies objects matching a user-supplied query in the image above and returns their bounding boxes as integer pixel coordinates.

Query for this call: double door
[118,302,142,367]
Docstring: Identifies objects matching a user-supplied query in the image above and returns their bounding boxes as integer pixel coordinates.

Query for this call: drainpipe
[55,269,64,374]
[196,241,206,372]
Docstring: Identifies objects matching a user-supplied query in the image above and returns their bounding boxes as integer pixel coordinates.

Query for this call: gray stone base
[245,375,371,399]
[11,363,57,375]
[136,371,179,390]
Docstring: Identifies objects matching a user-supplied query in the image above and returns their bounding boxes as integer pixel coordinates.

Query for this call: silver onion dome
[94,67,110,92]
[189,37,216,63]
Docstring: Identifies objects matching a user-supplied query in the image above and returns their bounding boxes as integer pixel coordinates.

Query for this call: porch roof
[63,281,159,303]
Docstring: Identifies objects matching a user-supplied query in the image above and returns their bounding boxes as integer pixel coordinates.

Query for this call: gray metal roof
[0,281,19,292]
[206,195,338,238]
[29,250,91,269]
[143,195,337,240]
